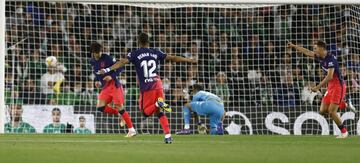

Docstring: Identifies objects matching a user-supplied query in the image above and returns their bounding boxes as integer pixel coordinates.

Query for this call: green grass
[0,134,359,163]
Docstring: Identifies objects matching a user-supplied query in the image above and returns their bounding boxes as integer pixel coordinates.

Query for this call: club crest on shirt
[100,62,105,68]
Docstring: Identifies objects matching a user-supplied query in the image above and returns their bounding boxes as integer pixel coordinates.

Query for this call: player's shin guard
[183,107,191,129]
[158,112,170,134]
[119,109,133,128]
[97,106,106,113]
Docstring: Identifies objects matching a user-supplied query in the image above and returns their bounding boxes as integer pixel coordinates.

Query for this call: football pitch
[0,134,359,163]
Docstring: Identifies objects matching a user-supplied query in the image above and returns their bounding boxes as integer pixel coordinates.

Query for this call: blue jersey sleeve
[192,92,203,102]
[127,52,134,63]
[157,49,167,61]
[94,71,102,82]
[107,55,122,80]
[326,57,336,69]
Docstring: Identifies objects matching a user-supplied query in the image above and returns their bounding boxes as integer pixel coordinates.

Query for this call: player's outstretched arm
[97,59,130,75]
[287,41,315,58]
[311,68,334,92]
[165,55,197,63]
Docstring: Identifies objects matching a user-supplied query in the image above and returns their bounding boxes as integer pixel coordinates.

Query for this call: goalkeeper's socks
[104,106,119,115]
[338,124,347,133]
[158,112,170,134]
[119,109,134,129]
[183,107,191,128]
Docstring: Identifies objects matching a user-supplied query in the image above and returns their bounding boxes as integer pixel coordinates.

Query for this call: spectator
[28,49,46,80]
[227,53,248,106]
[186,65,199,88]
[219,32,230,54]
[67,34,82,58]
[40,64,65,100]
[204,42,221,78]
[347,54,360,73]
[81,80,97,106]
[5,73,14,91]
[67,63,86,87]
[20,78,45,104]
[156,32,167,49]
[15,53,30,83]
[171,77,186,107]
[211,72,230,106]
[206,25,218,43]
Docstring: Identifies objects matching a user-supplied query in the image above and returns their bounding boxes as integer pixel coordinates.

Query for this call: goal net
[2,1,360,135]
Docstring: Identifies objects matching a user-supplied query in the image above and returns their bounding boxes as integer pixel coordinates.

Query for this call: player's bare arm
[97,59,130,75]
[95,81,101,88]
[287,41,315,58]
[165,55,197,63]
[311,68,334,92]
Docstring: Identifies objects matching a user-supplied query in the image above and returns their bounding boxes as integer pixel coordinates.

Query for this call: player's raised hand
[287,40,295,48]
[103,75,112,82]
[310,86,320,92]
[95,81,101,88]
[189,59,198,64]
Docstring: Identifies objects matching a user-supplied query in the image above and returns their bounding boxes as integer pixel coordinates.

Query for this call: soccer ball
[45,56,57,67]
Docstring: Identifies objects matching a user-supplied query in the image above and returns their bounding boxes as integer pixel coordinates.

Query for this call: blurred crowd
[4,2,360,110]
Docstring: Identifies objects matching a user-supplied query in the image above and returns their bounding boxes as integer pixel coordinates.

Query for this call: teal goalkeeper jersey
[43,123,66,133]
[5,122,36,133]
[74,127,92,134]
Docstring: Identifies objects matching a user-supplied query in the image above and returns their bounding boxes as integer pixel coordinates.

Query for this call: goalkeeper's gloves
[197,123,207,134]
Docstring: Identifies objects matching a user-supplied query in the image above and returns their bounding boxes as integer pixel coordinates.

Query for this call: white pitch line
[0,139,231,144]
[0,139,158,143]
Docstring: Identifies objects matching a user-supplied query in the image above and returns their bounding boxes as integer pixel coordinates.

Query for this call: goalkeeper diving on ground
[176,84,225,135]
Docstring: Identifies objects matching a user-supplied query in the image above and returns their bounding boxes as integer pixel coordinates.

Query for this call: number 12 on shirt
[141,60,157,78]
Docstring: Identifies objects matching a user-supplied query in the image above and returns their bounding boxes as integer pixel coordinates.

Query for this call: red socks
[158,113,170,134]
[104,106,119,115]
[119,110,133,128]
[103,105,134,129]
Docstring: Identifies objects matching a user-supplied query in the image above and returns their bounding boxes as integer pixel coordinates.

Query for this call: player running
[90,42,136,137]
[176,84,225,135]
[98,33,197,143]
[288,40,350,138]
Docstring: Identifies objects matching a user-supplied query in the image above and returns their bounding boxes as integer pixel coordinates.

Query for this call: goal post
[0,0,5,134]
[1,0,360,135]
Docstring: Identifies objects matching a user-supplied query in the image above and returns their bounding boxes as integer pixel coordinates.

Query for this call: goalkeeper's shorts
[322,83,346,105]
[190,100,225,134]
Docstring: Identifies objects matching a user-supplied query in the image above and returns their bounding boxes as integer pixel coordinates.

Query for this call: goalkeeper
[177,84,225,135]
